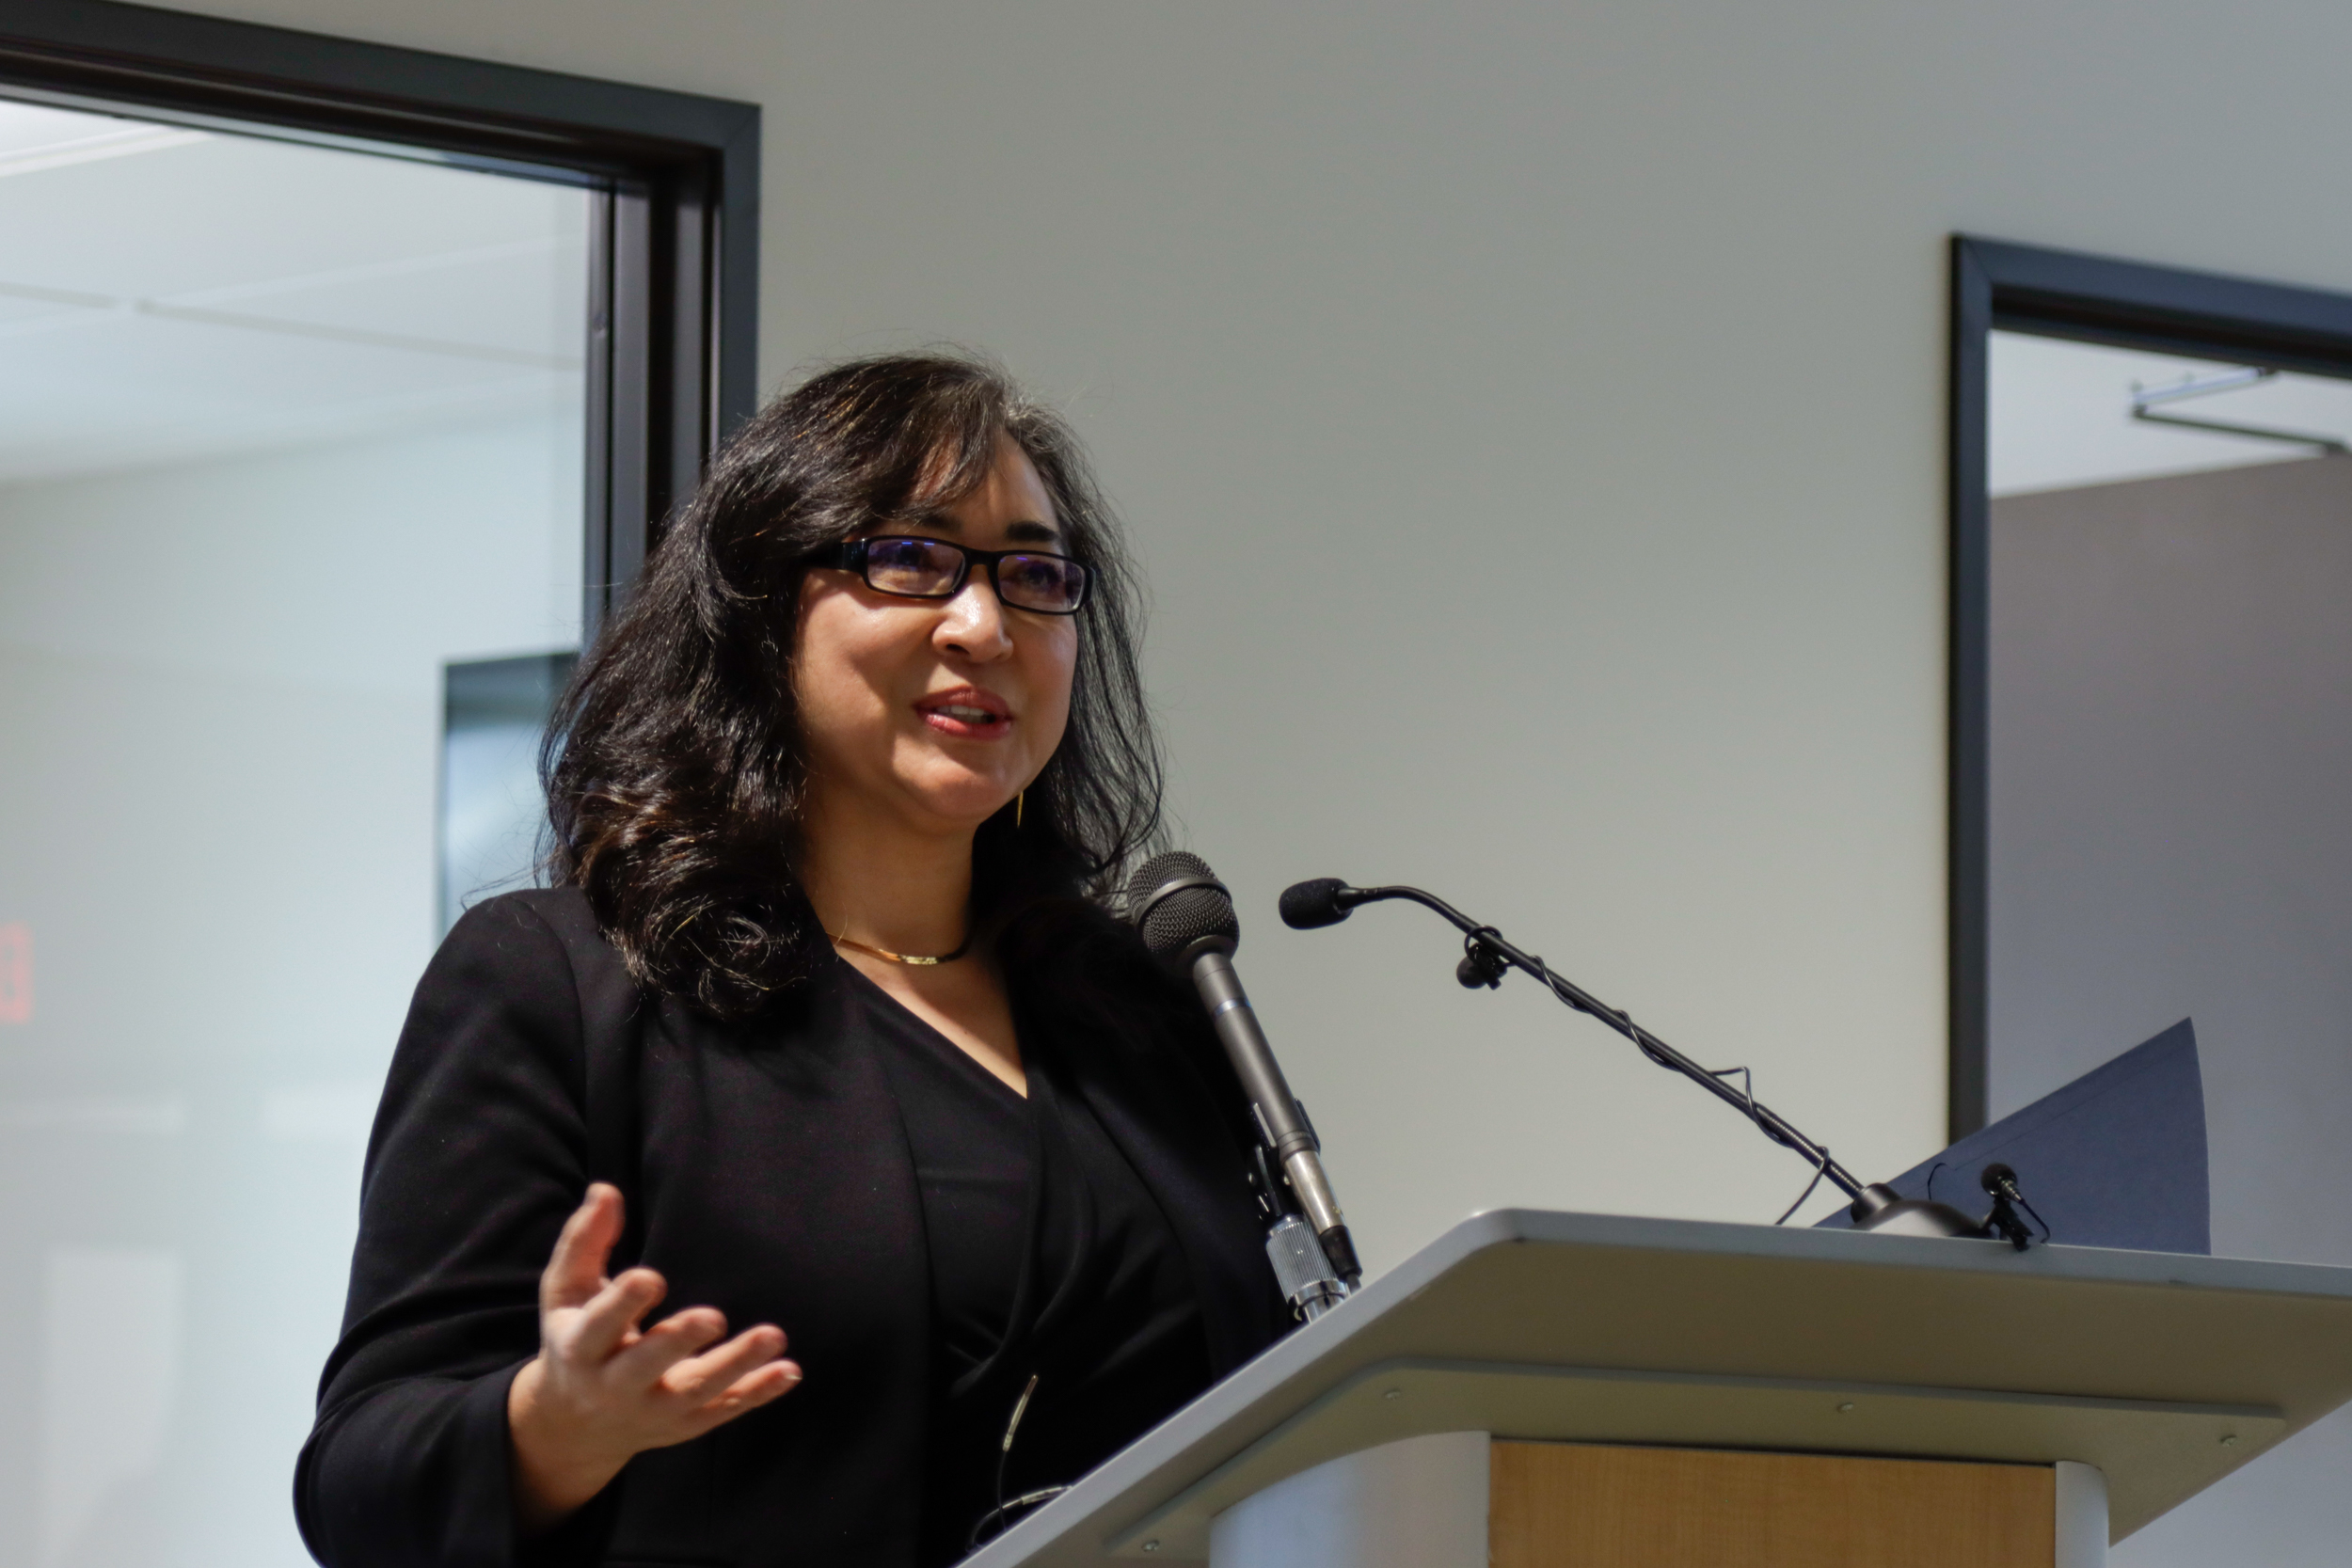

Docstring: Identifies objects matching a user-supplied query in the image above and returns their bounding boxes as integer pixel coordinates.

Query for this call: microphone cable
[966,1372,1072,1553]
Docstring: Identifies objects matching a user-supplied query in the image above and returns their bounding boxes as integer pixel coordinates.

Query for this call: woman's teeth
[939,705,998,723]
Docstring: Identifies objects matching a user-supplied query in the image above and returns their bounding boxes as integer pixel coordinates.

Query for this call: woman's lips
[915,688,1012,738]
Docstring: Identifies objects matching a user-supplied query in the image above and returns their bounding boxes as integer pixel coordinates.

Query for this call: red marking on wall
[0,923,30,1024]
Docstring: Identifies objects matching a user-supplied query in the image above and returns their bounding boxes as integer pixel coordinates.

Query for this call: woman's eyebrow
[1003,518,1060,544]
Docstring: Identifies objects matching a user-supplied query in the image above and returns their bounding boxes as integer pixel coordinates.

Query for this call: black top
[294,888,1289,1568]
[862,974,1212,1563]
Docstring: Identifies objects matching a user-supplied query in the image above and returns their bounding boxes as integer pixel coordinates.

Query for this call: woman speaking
[295,355,1289,1568]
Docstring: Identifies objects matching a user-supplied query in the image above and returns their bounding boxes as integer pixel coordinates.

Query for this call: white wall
[0,410,579,1566]
[140,0,2352,1257]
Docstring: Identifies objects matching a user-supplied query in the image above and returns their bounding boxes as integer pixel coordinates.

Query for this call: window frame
[0,0,761,636]
[1947,235,2352,1137]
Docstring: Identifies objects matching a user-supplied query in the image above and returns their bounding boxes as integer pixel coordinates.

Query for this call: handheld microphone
[1128,851,1361,1316]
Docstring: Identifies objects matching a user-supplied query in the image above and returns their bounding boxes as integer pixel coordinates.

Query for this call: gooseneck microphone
[1281,876,1925,1233]
[1129,852,1361,1318]
[1277,878,1372,930]
[1283,876,2047,1250]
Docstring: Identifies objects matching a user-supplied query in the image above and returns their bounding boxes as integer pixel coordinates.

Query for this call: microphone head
[1979,1162,2019,1196]
[1126,850,1239,973]
[1279,878,1356,930]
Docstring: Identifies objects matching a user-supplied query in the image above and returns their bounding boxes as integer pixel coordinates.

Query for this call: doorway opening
[0,10,754,1563]
[1952,235,2352,1567]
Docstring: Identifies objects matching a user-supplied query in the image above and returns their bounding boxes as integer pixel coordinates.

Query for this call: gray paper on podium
[964,1211,2352,1567]
[1815,1019,2208,1251]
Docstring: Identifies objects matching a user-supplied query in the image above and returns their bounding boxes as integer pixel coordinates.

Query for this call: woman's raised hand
[507,1183,802,1530]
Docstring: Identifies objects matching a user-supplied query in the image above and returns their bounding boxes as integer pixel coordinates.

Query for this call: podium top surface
[966,1208,2352,1566]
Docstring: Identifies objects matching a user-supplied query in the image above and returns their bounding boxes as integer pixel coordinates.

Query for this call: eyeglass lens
[863,537,1088,612]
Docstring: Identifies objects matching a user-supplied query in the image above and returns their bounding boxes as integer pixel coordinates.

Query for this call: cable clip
[1455,928,1508,990]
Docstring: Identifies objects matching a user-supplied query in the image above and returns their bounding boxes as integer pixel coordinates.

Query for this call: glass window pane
[0,98,588,1566]
[1986,323,2352,1567]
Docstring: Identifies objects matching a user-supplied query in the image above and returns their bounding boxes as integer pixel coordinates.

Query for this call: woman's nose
[935,575,1014,661]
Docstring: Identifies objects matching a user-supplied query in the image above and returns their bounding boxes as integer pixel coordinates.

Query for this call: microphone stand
[1340,884,1870,1211]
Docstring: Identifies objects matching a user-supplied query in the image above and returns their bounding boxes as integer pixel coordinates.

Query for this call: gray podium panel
[965,1210,2352,1566]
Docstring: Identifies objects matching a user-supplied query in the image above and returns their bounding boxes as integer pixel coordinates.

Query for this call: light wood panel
[1490,1442,2054,1568]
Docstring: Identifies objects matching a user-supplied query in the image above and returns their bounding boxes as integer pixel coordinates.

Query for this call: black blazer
[294,888,1287,1568]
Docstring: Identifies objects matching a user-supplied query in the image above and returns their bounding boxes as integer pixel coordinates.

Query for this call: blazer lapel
[1059,1031,1284,1377]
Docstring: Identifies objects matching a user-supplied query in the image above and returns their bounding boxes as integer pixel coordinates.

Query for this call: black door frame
[1947,236,2352,1138]
[0,0,760,635]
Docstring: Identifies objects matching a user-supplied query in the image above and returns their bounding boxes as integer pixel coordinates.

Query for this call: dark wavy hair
[543,352,1165,1019]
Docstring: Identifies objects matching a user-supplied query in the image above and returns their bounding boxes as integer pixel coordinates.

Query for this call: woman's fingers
[672,1354,802,1440]
[523,1185,801,1457]
[662,1324,790,1405]
[721,1358,803,1406]
[607,1305,732,1386]
[540,1184,626,1311]
[564,1267,668,1363]
[684,1358,803,1431]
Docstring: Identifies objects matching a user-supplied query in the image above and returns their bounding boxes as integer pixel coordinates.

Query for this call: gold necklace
[829,928,974,966]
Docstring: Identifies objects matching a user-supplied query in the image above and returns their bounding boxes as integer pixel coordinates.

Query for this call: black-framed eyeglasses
[819,535,1092,615]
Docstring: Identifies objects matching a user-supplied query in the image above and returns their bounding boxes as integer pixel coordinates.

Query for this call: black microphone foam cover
[1127,850,1240,971]
[1279,878,1354,930]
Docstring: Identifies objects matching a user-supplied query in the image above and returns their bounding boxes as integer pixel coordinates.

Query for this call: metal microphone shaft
[1190,951,1356,1273]
[1129,850,1362,1315]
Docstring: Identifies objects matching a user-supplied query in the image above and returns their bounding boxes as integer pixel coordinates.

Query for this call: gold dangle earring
[1015,789,1025,829]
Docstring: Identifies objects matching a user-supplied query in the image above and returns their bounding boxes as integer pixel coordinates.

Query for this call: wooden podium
[963,1211,2352,1568]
